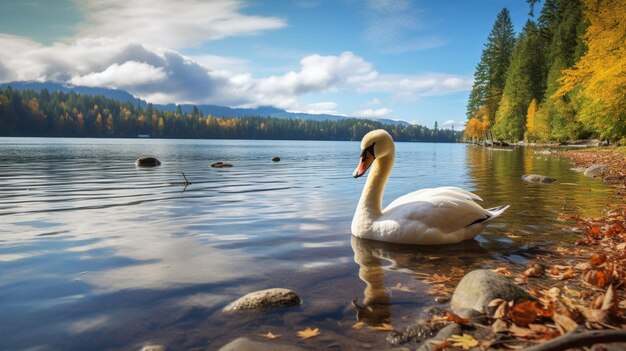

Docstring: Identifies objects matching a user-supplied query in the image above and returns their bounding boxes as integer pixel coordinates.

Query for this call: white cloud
[294,101,341,115]
[358,73,473,98]
[441,119,466,130]
[75,0,286,49]
[70,61,166,88]
[352,107,393,118]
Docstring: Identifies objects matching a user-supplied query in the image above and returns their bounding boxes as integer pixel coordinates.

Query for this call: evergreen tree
[466,8,516,135]
[492,20,545,141]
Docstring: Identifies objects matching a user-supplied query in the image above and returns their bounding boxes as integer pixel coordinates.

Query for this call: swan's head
[353,129,394,178]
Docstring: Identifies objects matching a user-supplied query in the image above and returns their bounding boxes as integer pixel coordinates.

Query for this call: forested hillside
[464,0,625,143]
[0,88,461,142]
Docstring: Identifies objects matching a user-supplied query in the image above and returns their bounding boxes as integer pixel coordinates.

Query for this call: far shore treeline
[464,0,625,143]
[0,88,461,142]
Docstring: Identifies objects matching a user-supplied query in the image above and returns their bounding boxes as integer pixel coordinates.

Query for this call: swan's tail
[485,205,510,222]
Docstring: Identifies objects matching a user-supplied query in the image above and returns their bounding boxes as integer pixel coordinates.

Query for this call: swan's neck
[357,154,394,216]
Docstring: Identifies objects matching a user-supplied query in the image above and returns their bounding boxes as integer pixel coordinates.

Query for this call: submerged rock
[271,156,281,162]
[135,156,161,167]
[211,161,233,168]
[451,269,533,318]
[222,288,301,311]
[584,164,608,178]
[218,337,306,351]
[415,324,462,351]
[521,174,557,183]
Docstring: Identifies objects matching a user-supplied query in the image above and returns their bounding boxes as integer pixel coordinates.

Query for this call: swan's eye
[361,143,376,160]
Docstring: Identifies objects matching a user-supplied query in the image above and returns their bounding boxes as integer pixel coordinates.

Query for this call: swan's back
[359,187,508,245]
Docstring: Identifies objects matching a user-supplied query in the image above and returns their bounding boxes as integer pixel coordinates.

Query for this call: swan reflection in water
[350,236,488,326]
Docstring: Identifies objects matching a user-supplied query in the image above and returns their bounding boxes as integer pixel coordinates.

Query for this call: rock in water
[272,156,281,162]
[135,156,161,167]
[211,161,233,168]
[218,337,306,351]
[451,269,533,318]
[584,164,608,178]
[521,174,557,183]
[222,288,301,311]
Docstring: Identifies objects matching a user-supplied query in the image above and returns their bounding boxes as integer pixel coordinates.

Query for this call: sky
[0,0,533,129]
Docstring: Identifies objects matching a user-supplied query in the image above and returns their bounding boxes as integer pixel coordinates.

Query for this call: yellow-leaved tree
[556,0,626,140]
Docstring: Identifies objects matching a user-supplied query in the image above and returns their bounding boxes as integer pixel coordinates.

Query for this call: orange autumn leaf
[297,327,320,339]
[446,311,470,324]
[368,323,394,331]
[582,270,609,288]
[507,300,545,326]
[587,226,601,237]
[588,254,607,266]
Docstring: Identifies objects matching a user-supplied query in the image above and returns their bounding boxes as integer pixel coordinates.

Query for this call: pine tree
[493,20,545,141]
[466,8,516,133]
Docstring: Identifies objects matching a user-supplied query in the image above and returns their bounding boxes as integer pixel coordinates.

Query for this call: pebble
[521,174,557,183]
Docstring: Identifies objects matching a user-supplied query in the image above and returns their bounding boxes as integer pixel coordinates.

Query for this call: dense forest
[464,0,625,143]
[0,88,461,142]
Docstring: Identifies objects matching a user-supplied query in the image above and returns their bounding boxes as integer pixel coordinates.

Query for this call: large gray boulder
[218,337,306,351]
[451,270,533,318]
[223,288,301,311]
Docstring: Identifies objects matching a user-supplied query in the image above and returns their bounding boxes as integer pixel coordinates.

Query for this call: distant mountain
[1,81,409,126]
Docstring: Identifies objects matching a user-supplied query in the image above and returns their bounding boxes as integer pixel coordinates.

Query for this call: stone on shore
[222,288,301,312]
[584,164,608,178]
[218,337,306,351]
[450,269,533,318]
[135,156,161,167]
[521,174,557,183]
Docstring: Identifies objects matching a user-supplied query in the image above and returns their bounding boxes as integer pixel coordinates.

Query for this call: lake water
[0,137,612,350]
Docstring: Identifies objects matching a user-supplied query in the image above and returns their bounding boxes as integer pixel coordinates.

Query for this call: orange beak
[353,144,376,178]
[353,155,374,178]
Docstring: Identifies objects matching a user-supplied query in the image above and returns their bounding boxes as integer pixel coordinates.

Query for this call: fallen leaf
[351,321,365,330]
[523,263,545,277]
[582,269,609,288]
[509,324,535,338]
[552,313,578,334]
[258,331,281,339]
[492,319,509,333]
[588,254,607,266]
[446,311,469,324]
[507,300,540,326]
[429,273,453,283]
[492,267,512,276]
[297,327,320,339]
[563,286,581,298]
[368,323,394,331]
[390,283,413,293]
[447,334,478,350]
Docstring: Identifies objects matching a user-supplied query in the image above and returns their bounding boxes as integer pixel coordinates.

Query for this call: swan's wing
[384,196,491,233]
[384,186,482,213]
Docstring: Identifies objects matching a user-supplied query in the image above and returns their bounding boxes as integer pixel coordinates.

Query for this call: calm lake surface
[0,137,612,350]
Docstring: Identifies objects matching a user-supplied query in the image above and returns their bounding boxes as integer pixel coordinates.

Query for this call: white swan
[352,129,509,245]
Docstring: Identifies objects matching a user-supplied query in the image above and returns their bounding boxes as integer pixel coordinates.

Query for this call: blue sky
[0,0,532,129]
